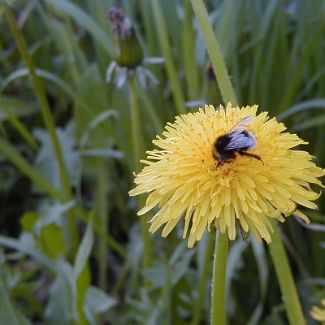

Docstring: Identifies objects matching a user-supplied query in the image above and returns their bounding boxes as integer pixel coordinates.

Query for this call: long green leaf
[278,99,325,120]
[292,114,325,132]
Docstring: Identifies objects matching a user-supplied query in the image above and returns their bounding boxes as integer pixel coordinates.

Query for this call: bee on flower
[129,103,324,247]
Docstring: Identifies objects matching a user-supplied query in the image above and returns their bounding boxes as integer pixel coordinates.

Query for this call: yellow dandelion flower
[129,103,324,247]
[311,299,325,324]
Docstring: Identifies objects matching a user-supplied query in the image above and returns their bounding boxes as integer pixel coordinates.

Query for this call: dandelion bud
[108,7,143,68]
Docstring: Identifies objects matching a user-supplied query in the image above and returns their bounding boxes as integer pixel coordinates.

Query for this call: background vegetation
[0,0,324,324]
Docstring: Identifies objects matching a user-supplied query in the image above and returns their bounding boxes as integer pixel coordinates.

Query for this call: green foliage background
[0,0,324,324]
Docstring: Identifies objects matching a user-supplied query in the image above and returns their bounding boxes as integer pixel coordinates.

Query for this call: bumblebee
[212,116,262,167]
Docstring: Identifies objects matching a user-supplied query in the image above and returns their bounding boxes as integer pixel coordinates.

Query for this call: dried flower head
[311,299,325,324]
[129,104,324,247]
[108,7,143,69]
[108,7,133,39]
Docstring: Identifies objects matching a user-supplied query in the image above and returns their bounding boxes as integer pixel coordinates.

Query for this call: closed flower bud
[108,7,143,68]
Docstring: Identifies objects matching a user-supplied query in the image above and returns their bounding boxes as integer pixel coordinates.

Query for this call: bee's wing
[227,116,253,135]
[224,132,256,150]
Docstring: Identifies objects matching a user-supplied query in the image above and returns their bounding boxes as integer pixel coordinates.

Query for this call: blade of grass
[279,27,323,111]
[0,136,64,201]
[292,114,325,132]
[182,1,199,101]
[3,108,38,150]
[151,0,186,114]
[277,99,325,121]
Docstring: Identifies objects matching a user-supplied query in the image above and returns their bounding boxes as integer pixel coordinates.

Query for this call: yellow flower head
[129,104,324,247]
[311,299,325,324]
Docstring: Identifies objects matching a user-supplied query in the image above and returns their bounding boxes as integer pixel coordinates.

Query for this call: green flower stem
[190,2,234,324]
[129,76,152,271]
[269,220,306,325]
[191,231,215,325]
[96,160,109,290]
[3,4,79,252]
[190,0,238,106]
[211,231,229,325]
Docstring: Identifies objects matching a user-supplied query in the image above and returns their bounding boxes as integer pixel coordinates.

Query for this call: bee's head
[215,135,231,152]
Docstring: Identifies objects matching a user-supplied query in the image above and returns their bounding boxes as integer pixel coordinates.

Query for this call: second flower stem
[269,220,306,325]
[129,76,152,272]
[211,231,229,325]
[191,231,215,325]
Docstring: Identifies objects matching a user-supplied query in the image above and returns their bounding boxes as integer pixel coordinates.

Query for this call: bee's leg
[238,151,263,164]
[216,160,223,167]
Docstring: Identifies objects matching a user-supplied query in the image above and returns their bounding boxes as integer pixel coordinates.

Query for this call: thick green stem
[211,231,229,325]
[269,220,306,325]
[96,160,109,290]
[191,231,214,325]
[129,76,152,271]
[4,3,78,252]
[190,0,238,106]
